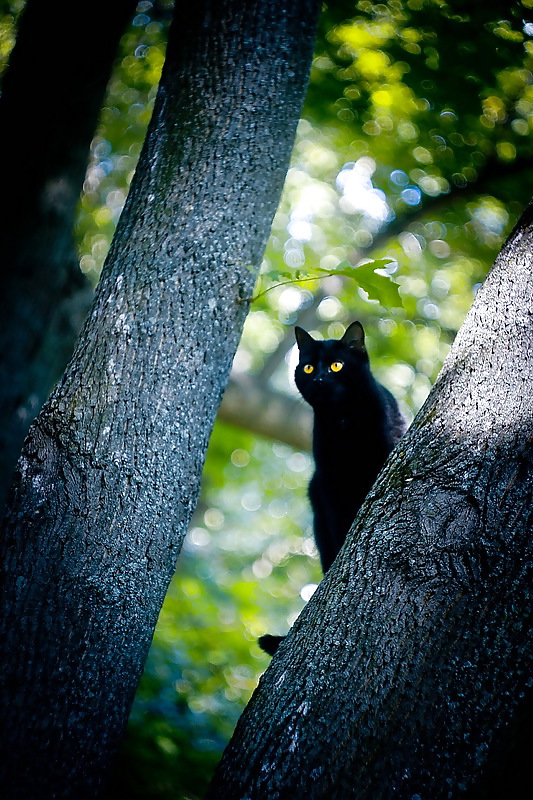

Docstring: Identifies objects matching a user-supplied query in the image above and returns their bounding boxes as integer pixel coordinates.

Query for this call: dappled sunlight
[3,0,526,794]
[337,157,390,224]
[76,5,169,283]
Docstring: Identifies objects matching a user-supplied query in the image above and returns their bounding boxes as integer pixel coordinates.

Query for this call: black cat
[294,320,406,572]
[258,321,406,656]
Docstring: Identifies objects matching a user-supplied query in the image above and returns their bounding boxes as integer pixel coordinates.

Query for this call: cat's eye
[303,364,314,374]
[330,361,344,373]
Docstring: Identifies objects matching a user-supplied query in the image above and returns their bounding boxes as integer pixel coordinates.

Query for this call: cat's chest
[312,417,361,462]
[312,412,389,468]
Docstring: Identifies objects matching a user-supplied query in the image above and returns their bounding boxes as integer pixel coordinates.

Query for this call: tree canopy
[1,1,532,798]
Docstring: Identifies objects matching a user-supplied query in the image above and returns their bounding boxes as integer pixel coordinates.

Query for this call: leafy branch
[241,258,401,308]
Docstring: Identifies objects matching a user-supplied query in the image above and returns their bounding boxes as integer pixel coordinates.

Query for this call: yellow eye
[303,364,314,374]
[330,361,343,373]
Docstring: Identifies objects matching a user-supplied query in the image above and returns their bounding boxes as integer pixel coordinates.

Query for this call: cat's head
[294,321,370,409]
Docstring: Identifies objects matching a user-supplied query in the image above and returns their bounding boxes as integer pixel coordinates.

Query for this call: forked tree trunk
[208,205,533,798]
[0,0,138,512]
[0,1,321,797]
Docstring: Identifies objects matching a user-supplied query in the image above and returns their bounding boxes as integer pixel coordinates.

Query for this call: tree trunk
[208,204,533,798]
[0,1,321,797]
[0,0,138,512]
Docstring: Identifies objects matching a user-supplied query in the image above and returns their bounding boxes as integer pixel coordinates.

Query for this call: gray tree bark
[0,0,139,512]
[208,203,533,798]
[0,1,321,797]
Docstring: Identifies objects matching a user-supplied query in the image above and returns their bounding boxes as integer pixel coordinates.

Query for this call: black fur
[294,321,406,572]
[258,321,406,655]
[257,634,285,656]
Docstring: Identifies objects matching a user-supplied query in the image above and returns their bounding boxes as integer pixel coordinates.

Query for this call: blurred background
[2,0,532,796]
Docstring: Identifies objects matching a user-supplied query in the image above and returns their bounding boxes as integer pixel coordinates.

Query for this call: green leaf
[324,259,401,308]
[260,269,285,282]
[251,259,402,306]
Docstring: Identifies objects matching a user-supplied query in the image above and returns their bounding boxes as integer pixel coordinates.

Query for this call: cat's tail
[257,634,285,656]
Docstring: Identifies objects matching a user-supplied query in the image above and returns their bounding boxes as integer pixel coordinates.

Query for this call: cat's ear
[295,326,315,351]
[342,321,366,354]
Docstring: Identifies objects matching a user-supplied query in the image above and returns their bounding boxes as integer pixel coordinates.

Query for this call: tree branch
[218,373,312,451]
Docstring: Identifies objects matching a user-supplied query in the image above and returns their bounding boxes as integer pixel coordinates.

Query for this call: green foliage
[0,1,22,76]
[5,0,533,796]
[76,2,173,283]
